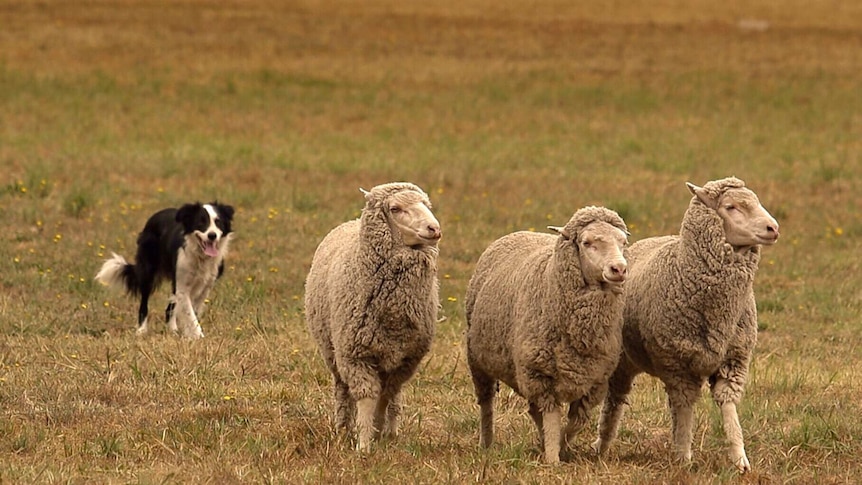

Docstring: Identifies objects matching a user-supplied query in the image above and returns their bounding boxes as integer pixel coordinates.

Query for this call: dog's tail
[95,252,141,295]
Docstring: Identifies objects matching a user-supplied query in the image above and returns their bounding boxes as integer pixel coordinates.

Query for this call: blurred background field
[1,1,860,483]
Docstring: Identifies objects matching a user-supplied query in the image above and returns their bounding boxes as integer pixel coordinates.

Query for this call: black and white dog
[96,202,235,339]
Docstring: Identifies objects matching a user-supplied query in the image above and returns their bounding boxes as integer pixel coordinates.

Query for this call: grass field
[1,1,861,483]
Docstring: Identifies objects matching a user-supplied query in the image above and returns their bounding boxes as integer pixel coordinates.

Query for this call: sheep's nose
[207,232,217,241]
[767,222,780,238]
[606,262,627,283]
[610,263,627,277]
[427,224,442,239]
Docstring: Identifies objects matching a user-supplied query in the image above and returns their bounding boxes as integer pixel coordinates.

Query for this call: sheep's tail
[94,252,140,296]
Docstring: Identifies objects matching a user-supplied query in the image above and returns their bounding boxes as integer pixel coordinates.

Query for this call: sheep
[305,182,442,452]
[465,206,630,464]
[592,177,780,473]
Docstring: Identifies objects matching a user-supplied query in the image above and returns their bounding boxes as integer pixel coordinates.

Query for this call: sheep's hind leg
[377,360,418,440]
[593,359,639,454]
[372,393,391,441]
[563,387,603,452]
[527,402,544,449]
[470,366,497,449]
[371,391,401,441]
[382,392,401,439]
[333,376,355,435]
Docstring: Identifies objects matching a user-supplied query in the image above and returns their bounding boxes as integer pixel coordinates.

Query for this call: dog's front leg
[176,292,204,340]
[165,294,179,335]
[192,285,212,320]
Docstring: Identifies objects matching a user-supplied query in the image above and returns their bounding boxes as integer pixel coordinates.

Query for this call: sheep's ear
[686,182,719,210]
[547,225,572,240]
[360,188,375,203]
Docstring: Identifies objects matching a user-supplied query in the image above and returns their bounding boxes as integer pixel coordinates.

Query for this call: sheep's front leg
[529,399,562,463]
[719,401,750,472]
[541,406,562,464]
[341,359,382,452]
[711,362,752,473]
[666,379,703,463]
[519,364,560,462]
[355,396,379,452]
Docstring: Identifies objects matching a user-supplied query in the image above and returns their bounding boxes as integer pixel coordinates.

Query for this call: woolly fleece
[305,182,440,445]
[466,206,628,460]
[595,177,770,472]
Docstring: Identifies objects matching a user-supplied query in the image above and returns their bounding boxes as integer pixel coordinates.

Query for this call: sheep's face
[689,183,780,250]
[577,221,629,286]
[386,191,442,248]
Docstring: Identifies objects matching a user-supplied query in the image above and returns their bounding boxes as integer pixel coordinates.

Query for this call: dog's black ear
[175,203,202,229]
[215,202,235,222]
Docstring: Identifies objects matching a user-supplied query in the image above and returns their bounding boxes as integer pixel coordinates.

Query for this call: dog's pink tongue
[203,241,219,257]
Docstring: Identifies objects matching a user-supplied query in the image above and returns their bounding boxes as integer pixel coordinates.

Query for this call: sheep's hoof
[673,447,693,463]
[543,454,560,465]
[543,445,561,464]
[734,455,751,474]
[590,438,605,455]
[381,426,398,440]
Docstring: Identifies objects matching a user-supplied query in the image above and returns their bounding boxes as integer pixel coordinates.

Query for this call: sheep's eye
[389,206,401,213]
[581,240,592,248]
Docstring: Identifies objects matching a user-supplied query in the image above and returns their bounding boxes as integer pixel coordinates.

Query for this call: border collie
[95,202,235,339]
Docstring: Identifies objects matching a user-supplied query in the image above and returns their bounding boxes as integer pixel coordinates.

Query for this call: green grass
[1,1,861,483]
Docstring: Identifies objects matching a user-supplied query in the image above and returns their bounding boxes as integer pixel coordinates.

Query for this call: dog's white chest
[177,249,219,291]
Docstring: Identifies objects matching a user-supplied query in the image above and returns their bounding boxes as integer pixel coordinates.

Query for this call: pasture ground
[1,1,861,483]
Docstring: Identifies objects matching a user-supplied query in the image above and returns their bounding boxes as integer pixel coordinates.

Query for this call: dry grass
[1,1,861,483]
